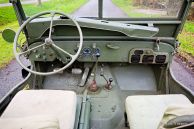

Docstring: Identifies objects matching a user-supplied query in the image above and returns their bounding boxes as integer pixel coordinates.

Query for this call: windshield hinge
[154,38,160,52]
[174,40,181,54]
[148,23,154,27]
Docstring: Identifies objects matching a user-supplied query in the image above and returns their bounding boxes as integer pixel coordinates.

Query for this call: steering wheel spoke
[17,43,46,56]
[48,12,55,39]
[51,43,74,58]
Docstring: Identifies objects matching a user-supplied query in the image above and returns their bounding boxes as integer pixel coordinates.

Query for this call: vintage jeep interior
[1,0,194,129]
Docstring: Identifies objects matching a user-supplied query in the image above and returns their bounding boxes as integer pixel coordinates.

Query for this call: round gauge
[94,48,100,54]
[82,47,92,56]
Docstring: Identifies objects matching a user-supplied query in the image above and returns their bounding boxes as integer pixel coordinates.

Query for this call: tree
[167,0,182,16]
[133,0,158,8]
[37,0,42,6]
[188,5,194,20]
[133,0,144,6]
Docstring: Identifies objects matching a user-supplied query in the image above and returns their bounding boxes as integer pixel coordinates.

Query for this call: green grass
[0,6,17,26]
[0,0,24,4]
[0,22,19,68]
[0,0,87,68]
[23,0,88,16]
[183,21,194,33]
[178,21,194,56]
[0,0,8,4]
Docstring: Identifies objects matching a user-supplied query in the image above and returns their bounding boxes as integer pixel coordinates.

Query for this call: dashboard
[78,41,172,63]
[26,18,176,65]
[29,40,174,64]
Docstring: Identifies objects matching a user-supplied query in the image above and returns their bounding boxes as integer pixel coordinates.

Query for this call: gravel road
[0,0,193,99]
[171,56,194,91]
[73,0,128,18]
[0,60,23,99]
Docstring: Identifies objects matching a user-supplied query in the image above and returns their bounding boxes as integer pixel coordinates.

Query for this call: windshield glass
[22,0,184,19]
[104,0,184,18]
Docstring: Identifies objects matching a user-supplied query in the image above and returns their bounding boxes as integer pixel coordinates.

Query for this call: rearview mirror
[2,28,16,43]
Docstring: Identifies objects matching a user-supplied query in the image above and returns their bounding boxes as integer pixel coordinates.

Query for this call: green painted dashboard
[26,18,175,64]
[29,40,174,63]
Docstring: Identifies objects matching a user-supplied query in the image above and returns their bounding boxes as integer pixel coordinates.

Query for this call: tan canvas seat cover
[125,94,192,129]
[0,90,77,129]
[0,115,60,129]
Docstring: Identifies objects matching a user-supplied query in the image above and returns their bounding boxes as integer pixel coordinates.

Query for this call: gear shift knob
[96,52,100,58]
[109,78,113,83]
[104,78,113,90]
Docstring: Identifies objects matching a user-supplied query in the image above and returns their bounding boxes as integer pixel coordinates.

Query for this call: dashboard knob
[109,78,113,83]
[96,52,100,58]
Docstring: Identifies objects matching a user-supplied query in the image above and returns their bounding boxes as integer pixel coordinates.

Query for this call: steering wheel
[13,11,83,76]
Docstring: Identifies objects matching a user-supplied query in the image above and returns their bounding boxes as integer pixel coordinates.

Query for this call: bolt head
[96,53,100,58]
[109,78,113,82]
[35,54,41,58]
[45,38,53,45]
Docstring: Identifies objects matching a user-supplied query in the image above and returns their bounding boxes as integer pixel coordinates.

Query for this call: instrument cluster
[129,48,169,64]
[80,47,101,57]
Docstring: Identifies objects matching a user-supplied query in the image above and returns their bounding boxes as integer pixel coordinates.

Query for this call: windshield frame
[9,0,193,38]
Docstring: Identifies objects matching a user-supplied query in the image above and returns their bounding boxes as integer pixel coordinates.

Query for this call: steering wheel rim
[13,11,83,76]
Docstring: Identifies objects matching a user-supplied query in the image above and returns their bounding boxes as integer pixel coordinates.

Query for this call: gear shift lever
[100,67,113,90]
[106,78,113,90]
[88,52,100,92]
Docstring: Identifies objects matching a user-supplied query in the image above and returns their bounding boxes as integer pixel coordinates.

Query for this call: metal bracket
[148,23,154,27]
[174,40,180,53]
[154,38,160,51]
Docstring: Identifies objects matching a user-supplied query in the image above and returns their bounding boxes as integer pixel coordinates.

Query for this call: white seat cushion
[0,115,60,129]
[1,90,77,129]
[125,94,192,129]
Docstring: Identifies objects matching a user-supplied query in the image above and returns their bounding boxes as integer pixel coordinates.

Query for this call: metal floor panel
[111,65,157,91]
[43,71,86,93]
